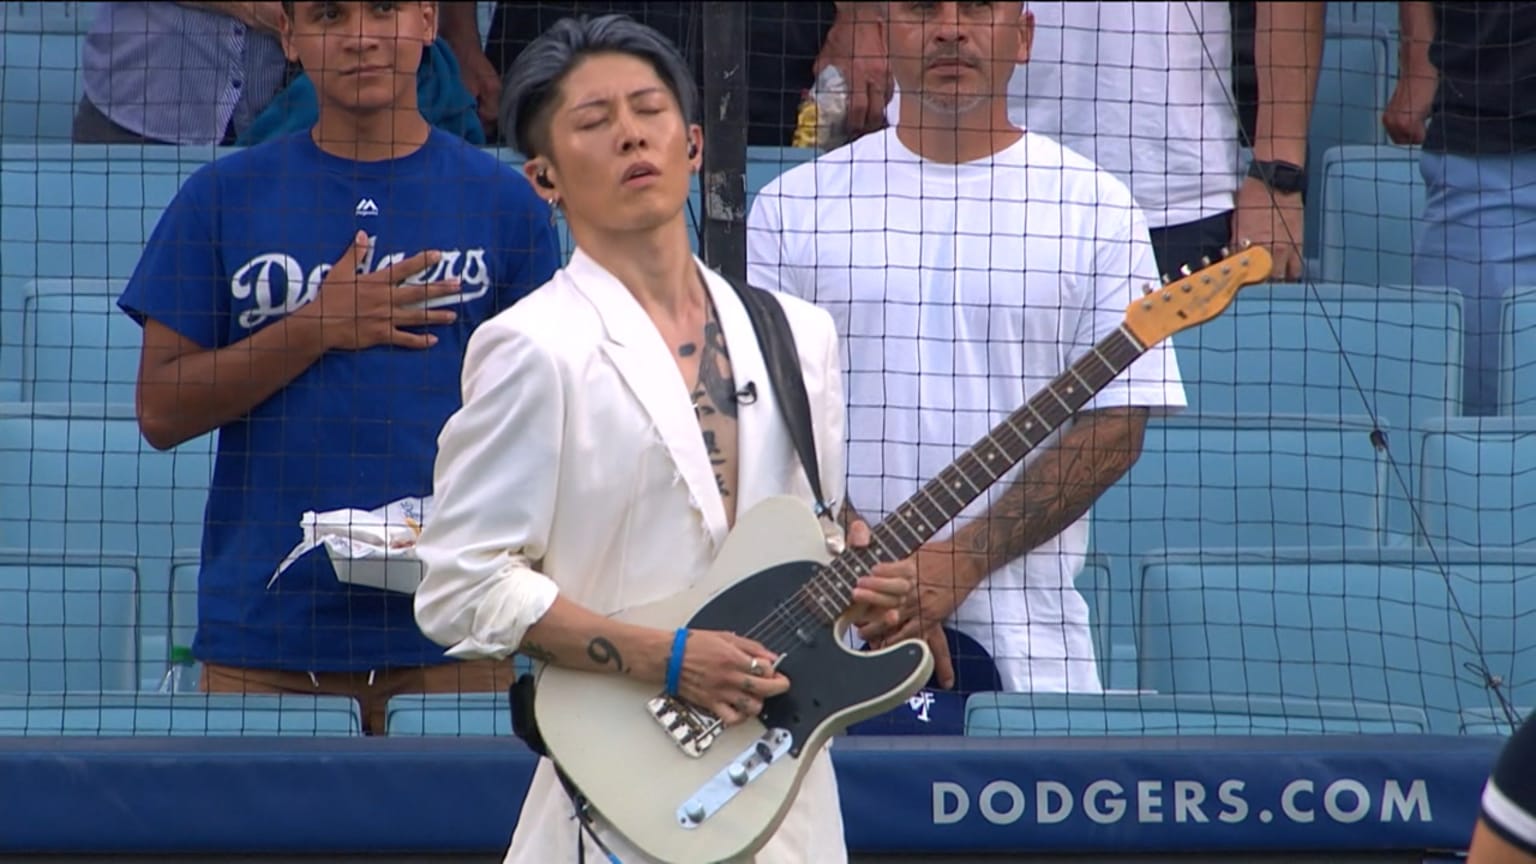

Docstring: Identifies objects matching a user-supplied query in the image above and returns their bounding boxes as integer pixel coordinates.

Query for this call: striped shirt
[80,3,288,146]
[1481,710,1536,855]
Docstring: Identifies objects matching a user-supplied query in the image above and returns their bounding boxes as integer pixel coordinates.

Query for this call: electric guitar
[531,245,1274,864]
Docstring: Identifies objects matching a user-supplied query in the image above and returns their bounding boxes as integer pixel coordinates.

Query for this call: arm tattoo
[519,641,557,664]
[952,407,1149,576]
[586,636,628,674]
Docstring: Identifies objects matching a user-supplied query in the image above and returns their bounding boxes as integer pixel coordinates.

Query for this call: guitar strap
[722,276,832,519]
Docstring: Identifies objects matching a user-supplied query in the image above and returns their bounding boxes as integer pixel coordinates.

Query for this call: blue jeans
[1414,151,1536,415]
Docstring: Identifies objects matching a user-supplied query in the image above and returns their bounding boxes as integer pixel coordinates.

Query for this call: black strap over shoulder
[723,277,831,518]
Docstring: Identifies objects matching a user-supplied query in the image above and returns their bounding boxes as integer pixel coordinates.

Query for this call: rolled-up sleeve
[414,319,564,659]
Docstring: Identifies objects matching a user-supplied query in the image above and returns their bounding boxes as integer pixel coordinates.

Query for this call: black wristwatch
[1246,159,1307,195]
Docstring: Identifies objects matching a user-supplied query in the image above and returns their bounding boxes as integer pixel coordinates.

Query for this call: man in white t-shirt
[747,0,1186,694]
[885,1,1322,281]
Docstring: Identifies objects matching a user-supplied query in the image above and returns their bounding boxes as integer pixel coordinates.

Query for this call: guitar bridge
[646,694,723,758]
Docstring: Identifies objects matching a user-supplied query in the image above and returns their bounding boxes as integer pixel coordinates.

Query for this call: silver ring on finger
[748,657,763,676]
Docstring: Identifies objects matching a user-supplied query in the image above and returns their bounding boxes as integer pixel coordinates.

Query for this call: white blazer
[414,248,849,864]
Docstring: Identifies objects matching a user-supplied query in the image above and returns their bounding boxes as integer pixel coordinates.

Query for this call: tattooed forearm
[519,641,558,664]
[950,407,1149,576]
[586,636,628,674]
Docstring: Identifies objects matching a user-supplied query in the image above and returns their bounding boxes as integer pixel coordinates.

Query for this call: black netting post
[699,1,749,282]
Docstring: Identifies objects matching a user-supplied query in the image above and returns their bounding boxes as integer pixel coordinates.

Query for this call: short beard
[916,90,988,116]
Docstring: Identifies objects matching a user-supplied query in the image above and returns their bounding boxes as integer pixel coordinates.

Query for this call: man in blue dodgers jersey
[118,0,561,735]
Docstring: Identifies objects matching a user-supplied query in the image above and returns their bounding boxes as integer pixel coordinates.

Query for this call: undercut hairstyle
[502,14,699,161]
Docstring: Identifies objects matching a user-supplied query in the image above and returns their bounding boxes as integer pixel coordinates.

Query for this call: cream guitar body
[533,495,933,864]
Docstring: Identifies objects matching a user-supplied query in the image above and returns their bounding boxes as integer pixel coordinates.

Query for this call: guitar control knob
[728,763,749,786]
[685,802,706,823]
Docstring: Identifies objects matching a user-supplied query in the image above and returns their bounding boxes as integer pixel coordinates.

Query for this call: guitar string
[731,329,1148,661]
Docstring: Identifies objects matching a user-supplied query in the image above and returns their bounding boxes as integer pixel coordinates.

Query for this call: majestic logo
[355,198,380,217]
[230,234,490,330]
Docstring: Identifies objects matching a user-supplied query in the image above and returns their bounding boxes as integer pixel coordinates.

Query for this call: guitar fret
[917,481,955,517]
[1002,416,1037,451]
[810,570,849,606]
[1026,403,1051,428]
[969,446,1001,482]
[1090,345,1117,372]
[867,527,910,567]
[933,469,971,507]
[1048,386,1073,411]
[809,586,843,619]
[884,508,927,554]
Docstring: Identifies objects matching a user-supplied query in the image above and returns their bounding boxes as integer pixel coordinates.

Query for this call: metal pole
[699,1,749,282]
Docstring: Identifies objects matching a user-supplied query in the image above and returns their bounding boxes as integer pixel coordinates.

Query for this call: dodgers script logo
[230,233,490,330]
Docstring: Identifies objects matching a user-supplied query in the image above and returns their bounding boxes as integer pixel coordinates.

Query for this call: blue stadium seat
[386,692,510,737]
[0,2,99,34]
[1415,416,1536,548]
[1073,553,1125,689]
[1089,413,1392,689]
[0,142,225,162]
[1095,413,1390,553]
[0,154,202,300]
[1137,547,1536,734]
[147,553,202,693]
[1498,283,1536,415]
[0,27,85,142]
[0,552,138,692]
[0,402,214,594]
[0,5,96,142]
[1459,707,1527,737]
[1317,145,1425,287]
[17,279,138,404]
[1174,281,1462,433]
[0,692,362,736]
[1170,280,1462,541]
[385,673,536,737]
[1325,2,1397,38]
[962,692,1430,737]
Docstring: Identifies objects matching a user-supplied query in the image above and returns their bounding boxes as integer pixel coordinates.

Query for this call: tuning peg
[1219,245,1231,258]
[1141,282,1155,295]
[1179,264,1193,277]
[1240,238,1253,249]
[1160,273,1171,285]
[1200,256,1212,267]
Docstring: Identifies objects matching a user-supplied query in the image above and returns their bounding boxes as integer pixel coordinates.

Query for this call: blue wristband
[665,628,690,697]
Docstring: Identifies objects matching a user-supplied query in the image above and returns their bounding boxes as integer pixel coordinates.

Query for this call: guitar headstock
[1122,243,1274,346]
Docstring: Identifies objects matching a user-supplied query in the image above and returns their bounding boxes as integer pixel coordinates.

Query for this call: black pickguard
[686,560,928,758]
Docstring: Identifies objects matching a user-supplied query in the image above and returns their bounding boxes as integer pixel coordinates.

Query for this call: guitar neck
[800,324,1149,620]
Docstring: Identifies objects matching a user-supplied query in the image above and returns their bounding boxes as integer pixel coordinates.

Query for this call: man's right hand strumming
[661,630,789,727]
[513,597,790,728]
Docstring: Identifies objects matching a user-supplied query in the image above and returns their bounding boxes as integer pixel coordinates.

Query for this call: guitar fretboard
[793,325,1148,623]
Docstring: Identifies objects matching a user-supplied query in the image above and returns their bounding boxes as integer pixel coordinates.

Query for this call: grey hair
[501,14,699,160]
